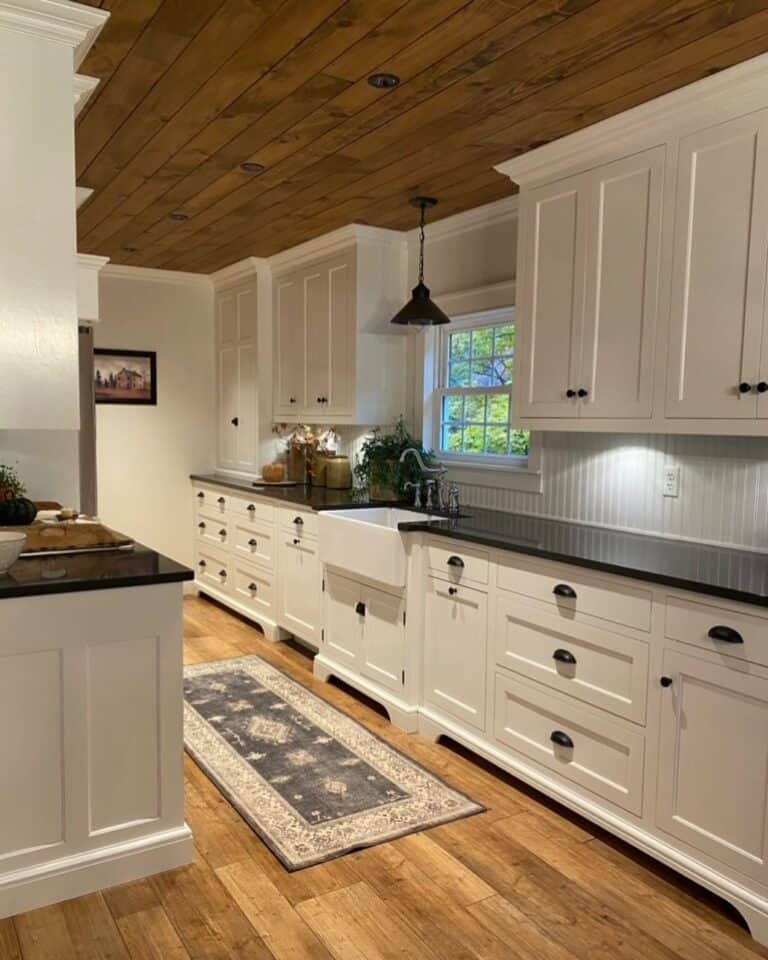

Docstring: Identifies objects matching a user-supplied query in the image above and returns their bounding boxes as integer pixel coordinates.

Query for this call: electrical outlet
[663,465,680,498]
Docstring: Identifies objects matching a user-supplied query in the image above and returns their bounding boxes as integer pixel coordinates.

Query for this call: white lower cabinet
[657,650,768,883]
[423,576,487,731]
[278,534,320,643]
[323,571,405,695]
[231,559,274,621]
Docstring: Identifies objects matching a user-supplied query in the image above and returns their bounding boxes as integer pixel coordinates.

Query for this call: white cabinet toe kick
[192,481,768,947]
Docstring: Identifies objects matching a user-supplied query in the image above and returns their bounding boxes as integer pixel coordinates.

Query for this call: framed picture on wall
[94,349,157,405]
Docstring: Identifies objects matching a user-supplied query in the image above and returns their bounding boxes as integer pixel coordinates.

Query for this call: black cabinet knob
[553,583,577,599]
[550,730,574,749]
[198,559,206,567]
[758,381,768,393]
[447,555,464,568]
[355,601,366,616]
[219,569,227,578]
[231,416,239,426]
[248,538,258,547]
[293,516,304,525]
[660,676,673,687]
[577,388,588,398]
[219,529,226,537]
[708,624,744,644]
[293,538,300,545]
[248,582,258,592]
[566,389,576,398]
[198,522,205,529]
[197,491,204,499]
[289,397,296,404]
[739,382,752,394]
[247,504,255,512]
[217,497,225,505]
[448,586,458,596]
[553,648,577,665]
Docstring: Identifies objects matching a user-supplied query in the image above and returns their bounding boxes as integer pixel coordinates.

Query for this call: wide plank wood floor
[4,594,768,960]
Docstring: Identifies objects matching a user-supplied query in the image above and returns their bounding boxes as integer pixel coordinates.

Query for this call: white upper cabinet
[216,277,259,474]
[666,112,768,420]
[271,228,407,425]
[515,148,663,422]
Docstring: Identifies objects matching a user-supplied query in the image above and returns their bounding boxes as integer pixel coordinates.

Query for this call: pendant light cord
[418,202,426,284]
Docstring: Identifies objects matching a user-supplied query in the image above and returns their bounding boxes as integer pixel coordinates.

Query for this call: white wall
[406,200,768,551]
[0,431,79,506]
[95,270,215,565]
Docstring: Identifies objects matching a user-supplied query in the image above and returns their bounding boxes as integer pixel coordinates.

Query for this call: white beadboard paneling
[458,433,768,552]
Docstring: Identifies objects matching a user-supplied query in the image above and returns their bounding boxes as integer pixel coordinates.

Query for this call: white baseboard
[0,825,193,920]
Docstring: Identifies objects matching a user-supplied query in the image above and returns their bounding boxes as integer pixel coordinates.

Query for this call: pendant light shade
[391,197,450,326]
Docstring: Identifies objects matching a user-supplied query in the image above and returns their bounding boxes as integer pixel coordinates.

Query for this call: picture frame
[94,348,157,405]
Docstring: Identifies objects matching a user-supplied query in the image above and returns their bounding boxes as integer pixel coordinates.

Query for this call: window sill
[441,457,543,494]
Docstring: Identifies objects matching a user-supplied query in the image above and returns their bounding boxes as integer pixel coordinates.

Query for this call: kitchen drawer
[426,539,489,587]
[231,559,274,619]
[665,595,768,668]
[494,672,645,815]
[195,544,231,595]
[196,511,229,550]
[193,487,228,515]
[497,555,652,633]
[280,508,318,540]
[231,517,275,570]
[228,495,275,524]
[495,595,649,724]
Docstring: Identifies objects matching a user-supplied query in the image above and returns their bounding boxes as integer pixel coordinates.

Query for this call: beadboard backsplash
[459,433,768,553]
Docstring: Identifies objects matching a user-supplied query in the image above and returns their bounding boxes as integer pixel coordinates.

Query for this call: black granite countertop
[0,543,193,600]
[191,474,768,606]
[399,508,768,607]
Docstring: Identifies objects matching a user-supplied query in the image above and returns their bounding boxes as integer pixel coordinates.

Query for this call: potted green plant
[0,464,25,503]
[354,418,437,502]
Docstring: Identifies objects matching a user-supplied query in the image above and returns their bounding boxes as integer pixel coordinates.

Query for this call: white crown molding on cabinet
[409,195,518,245]
[496,51,768,186]
[100,263,213,291]
[76,185,93,209]
[434,280,517,317]
[73,72,98,116]
[0,0,108,68]
[268,223,406,274]
[209,256,268,290]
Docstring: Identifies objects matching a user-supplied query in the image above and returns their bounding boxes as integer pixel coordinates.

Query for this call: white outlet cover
[663,465,680,498]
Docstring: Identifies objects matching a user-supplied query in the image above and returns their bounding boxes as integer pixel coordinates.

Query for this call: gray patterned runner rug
[183,655,483,870]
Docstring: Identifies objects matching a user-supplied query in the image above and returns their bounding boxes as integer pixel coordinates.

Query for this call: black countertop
[191,474,768,607]
[0,543,193,600]
[399,509,768,607]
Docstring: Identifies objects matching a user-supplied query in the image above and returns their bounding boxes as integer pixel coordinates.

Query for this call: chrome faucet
[404,480,423,510]
[400,448,447,512]
[399,447,446,477]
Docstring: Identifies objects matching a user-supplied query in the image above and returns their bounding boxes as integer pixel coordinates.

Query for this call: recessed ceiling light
[367,72,400,90]
[240,161,265,174]
[169,212,188,221]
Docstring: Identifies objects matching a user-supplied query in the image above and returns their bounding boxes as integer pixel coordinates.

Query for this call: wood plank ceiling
[76,0,768,274]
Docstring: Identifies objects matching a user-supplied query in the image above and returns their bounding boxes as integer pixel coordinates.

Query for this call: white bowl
[0,531,26,574]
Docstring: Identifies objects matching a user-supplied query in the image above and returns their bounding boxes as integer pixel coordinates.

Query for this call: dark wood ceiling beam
[137,0,731,269]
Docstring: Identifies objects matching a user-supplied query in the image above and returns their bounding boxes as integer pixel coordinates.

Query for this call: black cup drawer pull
[248,582,258,592]
[553,583,577,599]
[217,497,225,504]
[219,569,227,578]
[355,601,366,617]
[248,538,258,547]
[198,560,206,567]
[247,504,255,512]
[550,730,574,749]
[446,555,465,568]
[219,529,227,537]
[708,625,744,644]
[198,521,206,529]
[293,516,304,525]
[553,648,577,665]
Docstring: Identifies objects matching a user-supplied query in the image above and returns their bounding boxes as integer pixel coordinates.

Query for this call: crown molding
[209,256,267,289]
[100,263,213,290]
[269,223,405,273]
[407,196,518,246]
[73,73,98,116]
[496,51,768,186]
[77,252,110,272]
[434,280,516,317]
[76,185,93,209]
[0,0,108,68]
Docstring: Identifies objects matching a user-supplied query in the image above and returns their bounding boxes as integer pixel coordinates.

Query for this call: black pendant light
[391,197,450,326]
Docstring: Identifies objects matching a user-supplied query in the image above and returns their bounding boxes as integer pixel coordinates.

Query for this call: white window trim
[422,307,542,494]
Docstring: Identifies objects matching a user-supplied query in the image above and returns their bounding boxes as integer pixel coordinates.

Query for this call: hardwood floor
[4,594,767,960]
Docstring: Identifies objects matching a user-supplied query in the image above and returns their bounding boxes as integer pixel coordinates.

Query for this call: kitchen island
[0,544,193,918]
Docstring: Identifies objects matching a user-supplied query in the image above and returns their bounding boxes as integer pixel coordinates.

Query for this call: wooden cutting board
[0,520,134,554]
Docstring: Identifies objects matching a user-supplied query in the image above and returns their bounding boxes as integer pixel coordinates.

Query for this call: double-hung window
[434,309,530,468]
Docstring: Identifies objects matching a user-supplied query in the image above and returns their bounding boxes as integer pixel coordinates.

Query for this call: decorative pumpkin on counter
[0,497,38,526]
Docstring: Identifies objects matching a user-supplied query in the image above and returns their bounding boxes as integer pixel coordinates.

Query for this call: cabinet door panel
[581,148,664,419]
[666,113,768,418]
[278,537,320,643]
[323,571,362,669]
[274,275,304,415]
[305,268,329,416]
[516,174,587,418]
[361,585,405,693]
[657,651,768,882]
[423,577,487,730]
[327,260,355,415]
[234,287,258,473]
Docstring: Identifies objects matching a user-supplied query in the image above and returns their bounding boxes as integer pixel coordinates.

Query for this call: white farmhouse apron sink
[318,508,430,588]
